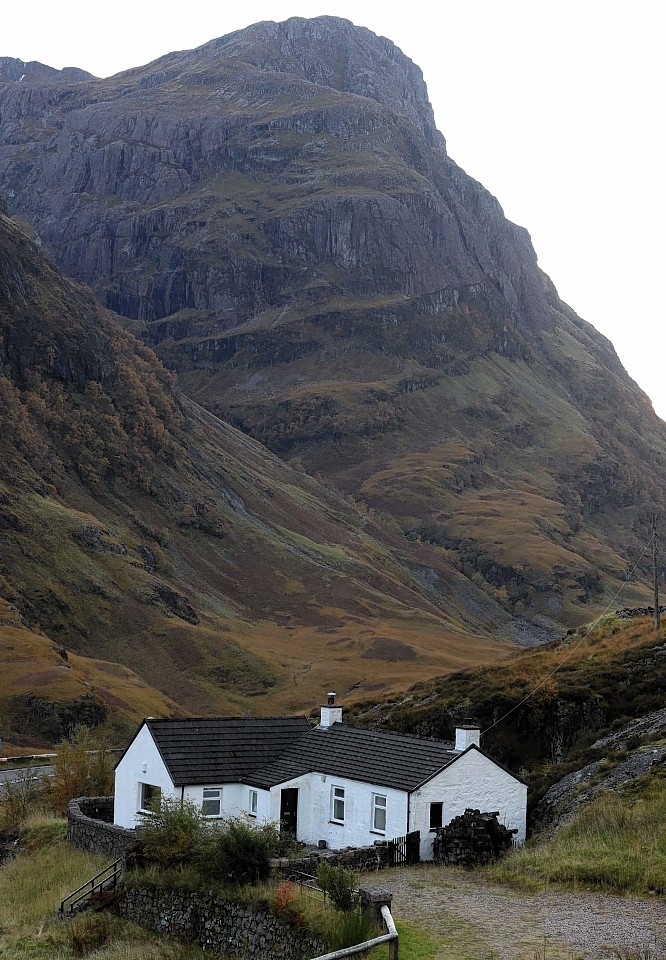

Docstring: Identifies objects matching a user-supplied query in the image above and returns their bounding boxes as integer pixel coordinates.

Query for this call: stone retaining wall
[275,840,393,878]
[67,796,136,860]
[116,884,325,959]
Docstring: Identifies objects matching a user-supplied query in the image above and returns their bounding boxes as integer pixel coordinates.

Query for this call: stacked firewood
[433,808,516,865]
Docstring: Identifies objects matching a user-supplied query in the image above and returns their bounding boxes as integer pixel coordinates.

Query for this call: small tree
[316,862,357,911]
[207,818,280,886]
[0,769,45,827]
[47,726,114,815]
[137,796,205,870]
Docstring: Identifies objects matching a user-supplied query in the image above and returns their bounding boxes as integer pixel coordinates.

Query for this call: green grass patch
[488,771,666,894]
[391,919,439,959]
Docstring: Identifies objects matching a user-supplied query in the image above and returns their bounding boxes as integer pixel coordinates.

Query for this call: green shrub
[206,818,280,886]
[137,797,206,870]
[316,862,357,911]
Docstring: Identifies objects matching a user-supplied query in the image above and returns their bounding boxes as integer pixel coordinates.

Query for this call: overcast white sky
[3,1,664,417]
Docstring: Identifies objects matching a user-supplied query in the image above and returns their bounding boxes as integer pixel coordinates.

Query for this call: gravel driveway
[382,866,665,959]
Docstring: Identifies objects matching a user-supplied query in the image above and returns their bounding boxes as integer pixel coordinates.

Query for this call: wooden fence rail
[311,903,398,960]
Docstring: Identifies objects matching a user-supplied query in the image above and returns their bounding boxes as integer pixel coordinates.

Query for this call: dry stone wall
[116,885,325,959]
[275,840,393,878]
[67,796,136,860]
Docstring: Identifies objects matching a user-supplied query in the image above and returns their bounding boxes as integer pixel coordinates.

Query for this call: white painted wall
[113,724,177,828]
[410,747,527,858]
[269,772,409,850]
[182,783,272,823]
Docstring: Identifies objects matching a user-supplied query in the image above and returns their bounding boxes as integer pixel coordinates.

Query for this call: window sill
[329,819,344,826]
[370,830,386,836]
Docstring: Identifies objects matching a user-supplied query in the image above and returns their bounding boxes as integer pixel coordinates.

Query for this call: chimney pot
[319,693,342,728]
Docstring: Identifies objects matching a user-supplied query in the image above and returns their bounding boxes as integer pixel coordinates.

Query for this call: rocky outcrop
[0,58,93,83]
[532,712,666,836]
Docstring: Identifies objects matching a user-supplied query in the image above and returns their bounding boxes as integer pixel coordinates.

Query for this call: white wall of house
[113,724,177,828]
[182,783,272,823]
[269,772,409,850]
[410,747,527,858]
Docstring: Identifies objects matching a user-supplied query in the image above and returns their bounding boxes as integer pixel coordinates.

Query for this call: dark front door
[280,788,299,837]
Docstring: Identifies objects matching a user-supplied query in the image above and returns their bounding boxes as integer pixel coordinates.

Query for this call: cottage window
[331,786,345,823]
[139,782,161,813]
[202,788,222,817]
[249,789,258,816]
[429,802,443,830]
[372,794,387,833]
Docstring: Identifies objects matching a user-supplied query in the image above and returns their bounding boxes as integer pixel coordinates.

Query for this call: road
[0,765,54,786]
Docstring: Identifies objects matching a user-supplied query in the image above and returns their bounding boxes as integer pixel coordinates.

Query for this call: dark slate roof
[248,723,458,792]
[144,717,311,787]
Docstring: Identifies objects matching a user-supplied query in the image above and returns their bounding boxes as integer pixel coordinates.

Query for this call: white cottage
[114,696,526,858]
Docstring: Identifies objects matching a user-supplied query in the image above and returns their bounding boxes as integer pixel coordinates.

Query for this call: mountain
[0,205,518,745]
[1,16,665,633]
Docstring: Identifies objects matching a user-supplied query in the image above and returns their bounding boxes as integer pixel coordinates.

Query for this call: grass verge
[488,770,666,894]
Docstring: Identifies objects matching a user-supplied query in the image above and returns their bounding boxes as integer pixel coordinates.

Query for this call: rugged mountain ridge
[1,206,518,744]
[1,16,665,629]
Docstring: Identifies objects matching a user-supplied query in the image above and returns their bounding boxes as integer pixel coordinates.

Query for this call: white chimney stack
[319,692,342,729]
[455,719,481,752]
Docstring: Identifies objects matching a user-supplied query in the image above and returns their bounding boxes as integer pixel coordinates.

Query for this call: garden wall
[116,884,325,959]
[275,841,393,878]
[67,796,136,860]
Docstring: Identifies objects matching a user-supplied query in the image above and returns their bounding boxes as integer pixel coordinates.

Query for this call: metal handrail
[285,870,327,899]
[59,858,123,915]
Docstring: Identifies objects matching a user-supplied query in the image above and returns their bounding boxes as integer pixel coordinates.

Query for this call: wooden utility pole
[653,513,660,631]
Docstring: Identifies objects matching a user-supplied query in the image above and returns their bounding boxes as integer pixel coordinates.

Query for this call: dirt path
[382,866,665,959]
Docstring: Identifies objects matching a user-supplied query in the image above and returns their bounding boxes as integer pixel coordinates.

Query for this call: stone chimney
[455,718,481,752]
[319,692,342,729]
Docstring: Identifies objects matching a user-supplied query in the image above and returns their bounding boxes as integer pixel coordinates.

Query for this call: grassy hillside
[489,765,666,894]
[0,210,519,744]
[353,614,666,810]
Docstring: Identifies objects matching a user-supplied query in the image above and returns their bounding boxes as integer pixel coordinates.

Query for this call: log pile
[433,808,516,865]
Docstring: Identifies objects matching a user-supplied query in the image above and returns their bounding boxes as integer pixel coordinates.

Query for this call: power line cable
[482,531,656,735]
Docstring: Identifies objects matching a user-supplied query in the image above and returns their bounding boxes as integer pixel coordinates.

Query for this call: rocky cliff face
[0,17,540,330]
[1,207,517,734]
[1,16,665,627]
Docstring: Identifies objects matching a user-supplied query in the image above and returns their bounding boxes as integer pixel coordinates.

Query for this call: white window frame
[138,782,161,813]
[331,785,345,824]
[202,787,222,818]
[249,788,258,817]
[371,793,387,834]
